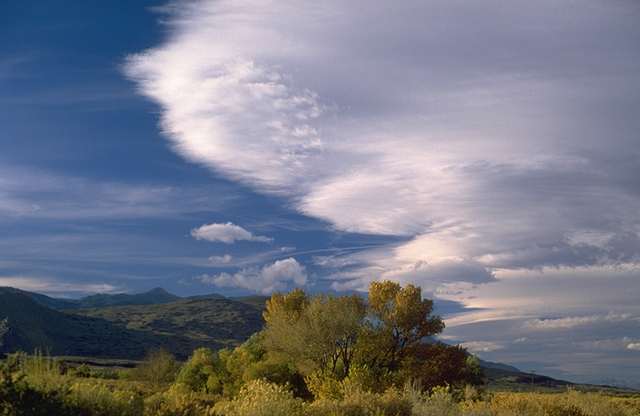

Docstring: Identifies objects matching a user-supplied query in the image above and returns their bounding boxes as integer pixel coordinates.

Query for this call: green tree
[400,343,483,389]
[129,348,180,385]
[175,347,226,394]
[263,292,366,379]
[357,281,445,372]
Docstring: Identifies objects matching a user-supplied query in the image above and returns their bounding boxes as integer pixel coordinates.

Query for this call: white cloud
[197,257,306,294]
[127,0,640,292]
[0,276,121,296]
[191,222,272,244]
[208,254,233,265]
[460,341,504,353]
[627,343,640,351]
[525,313,634,330]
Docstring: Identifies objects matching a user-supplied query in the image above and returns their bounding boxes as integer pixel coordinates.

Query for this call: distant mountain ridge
[0,287,264,359]
[74,287,181,308]
[16,286,228,310]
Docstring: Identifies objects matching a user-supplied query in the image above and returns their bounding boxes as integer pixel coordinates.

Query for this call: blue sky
[2,1,640,387]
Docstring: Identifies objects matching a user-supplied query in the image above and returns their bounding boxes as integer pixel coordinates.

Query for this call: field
[0,352,638,416]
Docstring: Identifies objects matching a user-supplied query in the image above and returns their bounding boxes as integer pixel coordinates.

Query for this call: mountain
[0,287,79,310]
[72,297,264,358]
[73,287,181,308]
[0,287,263,359]
[0,288,160,358]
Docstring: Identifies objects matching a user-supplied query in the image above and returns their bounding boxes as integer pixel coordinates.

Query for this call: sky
[2,0,640,387]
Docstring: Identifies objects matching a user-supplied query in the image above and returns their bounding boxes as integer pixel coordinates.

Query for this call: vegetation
[0,282,637,415]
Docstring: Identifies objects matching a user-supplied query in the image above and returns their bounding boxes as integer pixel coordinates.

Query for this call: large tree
[263,291,366,379]
[356,281,445,372]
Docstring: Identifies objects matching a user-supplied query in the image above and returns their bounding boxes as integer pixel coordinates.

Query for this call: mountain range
[0,287,264,359]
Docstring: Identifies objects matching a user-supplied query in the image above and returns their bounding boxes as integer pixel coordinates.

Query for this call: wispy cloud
[126,0,640,386]
[460,341,504,353]
[0,166,237,221]
[0,276,122,296]
[525,313,635,330]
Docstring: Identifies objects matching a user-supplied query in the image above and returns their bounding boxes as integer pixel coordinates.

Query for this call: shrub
[214,379,304,416]
[66,380,144,416]
[410,385,461,416]
[0,366,70,416]
[129,349,180,385]
[143,384,216,416]
[174,348,225,394]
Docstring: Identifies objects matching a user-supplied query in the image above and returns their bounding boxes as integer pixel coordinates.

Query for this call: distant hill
[72,297,264,358]
[0,287,263,359]
[16,287,184,310]
[0,288,161,358]
[72,287,181,308]
[0,287,79,310]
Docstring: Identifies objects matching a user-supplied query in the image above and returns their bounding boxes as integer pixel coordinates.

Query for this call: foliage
[1,351,640,416]
[143,384,216,416]
[357,281,445,374]
[0,365,70,416]
[400,343,484,390]
[214,379,305,416]
[128,349,180,385]
[174,348,223,394]
[65,380,144,416]
[264,292,366,379]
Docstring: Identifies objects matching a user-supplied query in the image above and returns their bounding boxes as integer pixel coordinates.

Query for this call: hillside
[72,297,264,358]
[72,287,181,308]
[0,288,264,360]
[0,288,162,358]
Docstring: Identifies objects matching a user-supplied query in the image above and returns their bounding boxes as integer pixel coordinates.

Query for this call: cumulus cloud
[208,254,233,265]
[191,222,272,244]
[197,257,306,294]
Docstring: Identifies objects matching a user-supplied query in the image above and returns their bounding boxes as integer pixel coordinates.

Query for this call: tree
[400,343,484,389]
[356,281,445,372]
[263,291,366,379]
[129,349,180,385]
[175,347,226,394]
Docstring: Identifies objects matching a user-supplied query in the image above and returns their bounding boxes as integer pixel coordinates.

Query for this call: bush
[129,349,180,385]
[66,380,144,416]
[174,348,225,394]
[0,366,70,416]
[214,379,304,416]
[143,384,216,416]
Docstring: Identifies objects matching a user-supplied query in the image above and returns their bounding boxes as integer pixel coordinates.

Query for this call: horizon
[2,1,639,388]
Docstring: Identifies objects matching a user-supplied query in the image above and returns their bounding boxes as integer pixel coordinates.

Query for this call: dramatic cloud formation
[197,257,307,294]
[191,222,272,244]
[127,0,640,385]
[127,0,640,286]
